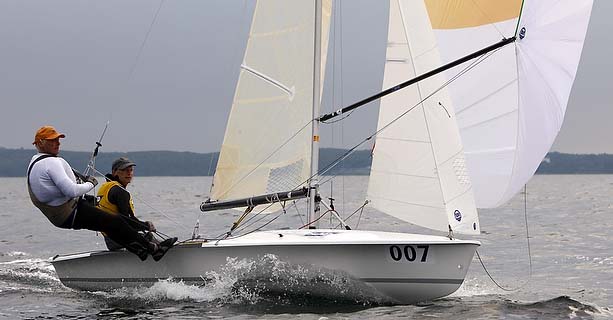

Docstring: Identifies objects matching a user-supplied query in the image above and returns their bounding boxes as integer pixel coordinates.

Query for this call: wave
[0,255,64,293]
[83,253,387,314]
[408,295,608,319]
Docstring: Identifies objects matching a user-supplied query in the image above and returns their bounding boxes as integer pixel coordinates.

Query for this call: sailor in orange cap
[27,126,176,261]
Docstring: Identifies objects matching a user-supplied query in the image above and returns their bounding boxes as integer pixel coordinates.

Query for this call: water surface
[1,175,611,319]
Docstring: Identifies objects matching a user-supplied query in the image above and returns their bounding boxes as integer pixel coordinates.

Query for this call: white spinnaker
[426,0,593,208]
[211,0,332,211]
[367,0,479,235]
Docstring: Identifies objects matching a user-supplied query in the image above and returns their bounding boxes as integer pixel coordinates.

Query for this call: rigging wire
[227,193,297,236]
[469,0,507,39]
[109,0,166,112]
[213,202,286,241]
[206,153,216,177]
[128,0,165,86]
[299,209,333,229]
[476,184,533,291]
[333,200,368,229]
[212,119,314,201]
[207,194,283,240]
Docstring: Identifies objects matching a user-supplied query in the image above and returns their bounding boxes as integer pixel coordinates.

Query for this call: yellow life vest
[96,180,135,215]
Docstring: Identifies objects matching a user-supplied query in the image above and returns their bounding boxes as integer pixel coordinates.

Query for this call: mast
[308,0,323,226]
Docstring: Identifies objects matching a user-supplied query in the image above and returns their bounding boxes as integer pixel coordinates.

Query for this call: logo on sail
[454,210,462,222]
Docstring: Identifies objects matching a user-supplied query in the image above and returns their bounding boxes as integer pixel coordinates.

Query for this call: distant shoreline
[2,147,611,177]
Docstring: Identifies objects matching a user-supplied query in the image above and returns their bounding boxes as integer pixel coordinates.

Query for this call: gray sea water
[1,175,612,319]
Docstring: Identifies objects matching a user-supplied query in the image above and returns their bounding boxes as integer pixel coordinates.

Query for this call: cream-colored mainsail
[367,0,479,235]
[211,0,331,211]
[424,0,593,208]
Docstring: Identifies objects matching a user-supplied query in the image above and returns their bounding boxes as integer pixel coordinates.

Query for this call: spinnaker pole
[318,36,516,122]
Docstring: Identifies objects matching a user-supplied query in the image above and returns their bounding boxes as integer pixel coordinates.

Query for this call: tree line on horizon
[2,147,611,177]
[3,147,371,177]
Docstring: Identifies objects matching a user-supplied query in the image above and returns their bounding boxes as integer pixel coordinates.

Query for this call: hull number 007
[389,245,429,262]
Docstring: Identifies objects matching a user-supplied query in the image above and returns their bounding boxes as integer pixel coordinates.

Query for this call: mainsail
[367,0,479,235]
[424,0,593,208]
[210,0,332,210]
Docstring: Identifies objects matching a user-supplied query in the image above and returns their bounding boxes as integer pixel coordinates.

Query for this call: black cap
[112,157,136,171]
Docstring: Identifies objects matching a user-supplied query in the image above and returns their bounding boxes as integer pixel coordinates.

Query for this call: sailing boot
[125,242,149,261]
[144,231,160,246]
[152,237,178,262]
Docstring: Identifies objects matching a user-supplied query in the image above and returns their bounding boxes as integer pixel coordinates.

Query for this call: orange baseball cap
[32,126,66,144]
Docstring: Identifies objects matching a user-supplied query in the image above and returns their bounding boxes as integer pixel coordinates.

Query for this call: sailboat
[51,0,592,304]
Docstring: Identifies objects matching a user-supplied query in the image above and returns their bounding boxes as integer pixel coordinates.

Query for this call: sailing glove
[146,221,156,232]
[84,175,98,187]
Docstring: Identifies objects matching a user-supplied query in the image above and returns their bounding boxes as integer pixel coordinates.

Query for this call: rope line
[476,184,533,291]
[333,200,368,229]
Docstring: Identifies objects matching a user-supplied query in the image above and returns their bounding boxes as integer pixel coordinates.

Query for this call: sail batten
[240,64,295,97]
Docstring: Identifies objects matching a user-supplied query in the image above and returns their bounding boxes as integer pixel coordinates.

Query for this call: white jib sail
[211,0,331,212]
[425,0,593,208]
[367,0,479,235]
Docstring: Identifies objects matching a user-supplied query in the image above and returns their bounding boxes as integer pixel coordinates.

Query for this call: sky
[0,0,611,154]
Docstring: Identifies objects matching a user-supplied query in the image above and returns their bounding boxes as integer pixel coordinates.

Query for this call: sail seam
[464,146,516,155]
[445,187,474,205]
[368,194,444,210]
[376,136,430,143]
[460,108,518,131]
[370,169,437,180]
[469,0,508,39]
[437,149,465,167]
[456,78,517,117]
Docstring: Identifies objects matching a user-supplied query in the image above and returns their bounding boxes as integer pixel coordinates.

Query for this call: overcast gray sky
[1,1,611,154]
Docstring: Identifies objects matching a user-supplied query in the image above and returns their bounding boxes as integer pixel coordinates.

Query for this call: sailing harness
[27,155,78,228]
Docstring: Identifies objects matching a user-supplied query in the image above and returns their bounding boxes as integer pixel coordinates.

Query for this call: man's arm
[108,185,135,216]
[46,158,94,197]
[108,185,148,231]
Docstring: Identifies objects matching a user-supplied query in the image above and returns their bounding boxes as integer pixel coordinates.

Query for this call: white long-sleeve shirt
[28,153,94,206]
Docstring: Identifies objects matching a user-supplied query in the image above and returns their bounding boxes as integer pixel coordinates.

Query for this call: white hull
[52,229,479,304]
